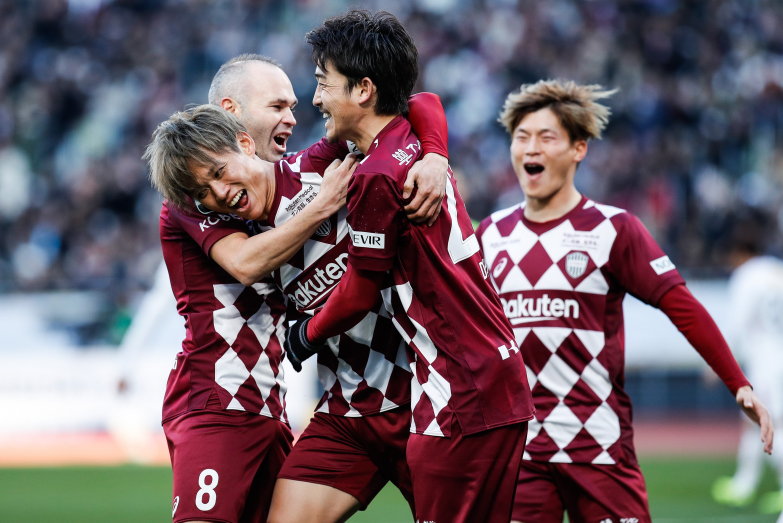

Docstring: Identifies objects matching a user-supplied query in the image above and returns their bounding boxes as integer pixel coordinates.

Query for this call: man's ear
[220,97,238,115]
[237,131,256,156]
[573,140,588,163]
[354,77,376,106]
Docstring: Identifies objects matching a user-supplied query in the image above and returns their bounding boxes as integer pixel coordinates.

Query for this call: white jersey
[728,255,783,380]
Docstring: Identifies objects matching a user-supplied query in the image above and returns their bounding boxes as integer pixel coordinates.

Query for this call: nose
[283,107,296,126]
[525,136,541,155]
[209,180,230,202]
[312,85,321,107]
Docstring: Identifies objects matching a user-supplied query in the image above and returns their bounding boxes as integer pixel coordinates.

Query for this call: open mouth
[524,163,544,175]
[273,133,288,149]
[229,189,247,209]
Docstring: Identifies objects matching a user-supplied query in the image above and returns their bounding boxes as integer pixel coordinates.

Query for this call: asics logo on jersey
[502,293,580,324]
[493,257,508,278]
[172,496,179,517]
[287,252,349,309]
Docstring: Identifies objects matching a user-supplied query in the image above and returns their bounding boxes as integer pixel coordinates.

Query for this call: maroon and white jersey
[476,197,685,464]
[159,201,288,425]
[345,116,534,437]
[251,138,412,417]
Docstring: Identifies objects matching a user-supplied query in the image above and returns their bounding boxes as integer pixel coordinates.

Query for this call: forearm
[211,199,335,285]
[659,284,750,393]
[307,267,385,341]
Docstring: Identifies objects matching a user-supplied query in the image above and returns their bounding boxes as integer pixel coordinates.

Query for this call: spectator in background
[476,79,773,523]
[3,1,783,343]
[713,211,783,521]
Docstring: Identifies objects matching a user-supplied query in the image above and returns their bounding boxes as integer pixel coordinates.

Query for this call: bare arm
[210,154,356,285]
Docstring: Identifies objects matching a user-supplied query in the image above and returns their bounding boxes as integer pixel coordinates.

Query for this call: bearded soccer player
[476,79,774,523]
[147,97,450,522]
[145,54,448,523]
[282,10,534,523]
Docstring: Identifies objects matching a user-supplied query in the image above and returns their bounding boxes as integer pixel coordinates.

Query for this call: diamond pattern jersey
[160,201,288,424]
[248,138,412,417]
[477,197,684,463]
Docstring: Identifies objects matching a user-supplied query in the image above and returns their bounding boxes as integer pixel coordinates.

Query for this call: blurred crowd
[1,0,782,343]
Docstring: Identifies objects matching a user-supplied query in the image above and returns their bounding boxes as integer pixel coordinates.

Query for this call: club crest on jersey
[565,251,589,278]
[314,219,332,237]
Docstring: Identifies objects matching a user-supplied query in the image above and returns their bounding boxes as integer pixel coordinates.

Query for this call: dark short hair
[306,10,417,115]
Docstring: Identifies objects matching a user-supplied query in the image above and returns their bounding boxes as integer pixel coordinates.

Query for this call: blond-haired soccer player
[476,79,774,523]
[145,53,448,522]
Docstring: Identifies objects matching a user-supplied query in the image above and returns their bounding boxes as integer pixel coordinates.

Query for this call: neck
[256,159,277,221]
[524,185,582,223]
[352,113,397,154]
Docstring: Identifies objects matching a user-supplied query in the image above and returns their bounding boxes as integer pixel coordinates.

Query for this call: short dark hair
[306,10,418,115]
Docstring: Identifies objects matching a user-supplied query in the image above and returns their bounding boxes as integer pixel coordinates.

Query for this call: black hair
[306,10,418,115]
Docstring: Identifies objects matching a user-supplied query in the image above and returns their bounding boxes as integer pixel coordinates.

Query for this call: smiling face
[510,107,587,216]
[227,61,297,162]
[312,62,360,144]
[189,132,273,221]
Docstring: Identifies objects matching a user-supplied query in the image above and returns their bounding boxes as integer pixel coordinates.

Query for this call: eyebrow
[269,97,297,106]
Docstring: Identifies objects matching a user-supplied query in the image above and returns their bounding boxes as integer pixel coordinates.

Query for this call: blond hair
[499,79,616,142]
[143,104,245,208]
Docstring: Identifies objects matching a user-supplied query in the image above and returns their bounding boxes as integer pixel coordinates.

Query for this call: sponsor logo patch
[650,255,675,275]
[350,228,385,249]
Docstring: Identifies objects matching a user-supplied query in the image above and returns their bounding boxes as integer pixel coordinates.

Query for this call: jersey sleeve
[167,203,248,255]
[346,171,404,272]
[605,213,685,305]
[408,92,448,158]
[295,138,349,175]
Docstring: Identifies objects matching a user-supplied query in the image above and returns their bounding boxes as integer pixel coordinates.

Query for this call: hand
[316,153,359,215]
[284,317,326,372]
[736,385,774,454]
[403,153,448,226]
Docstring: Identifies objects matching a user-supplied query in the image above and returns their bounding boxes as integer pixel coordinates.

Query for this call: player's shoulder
[477,203,524,237]
[358,116,418,176]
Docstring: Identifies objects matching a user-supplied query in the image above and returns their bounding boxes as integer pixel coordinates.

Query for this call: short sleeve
[606,213,685,306]
[167,204,248,255]
[346,171,404,271]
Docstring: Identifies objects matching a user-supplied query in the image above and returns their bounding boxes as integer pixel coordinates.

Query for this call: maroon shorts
[513,458,651,523]
[407,422,527,523]
[277,407,413,511]
[164,410,293,523]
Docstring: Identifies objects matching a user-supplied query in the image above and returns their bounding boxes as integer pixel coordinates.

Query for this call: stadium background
[0,0,781,521]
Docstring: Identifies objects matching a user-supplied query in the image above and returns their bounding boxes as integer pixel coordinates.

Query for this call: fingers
[405,192,443,224]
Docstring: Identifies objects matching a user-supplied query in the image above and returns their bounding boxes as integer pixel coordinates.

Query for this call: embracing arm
[659,284,773,453]
[405,92,450,225]
[210,155,356,285]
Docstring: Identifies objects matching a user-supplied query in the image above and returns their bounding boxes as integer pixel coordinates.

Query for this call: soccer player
[146,54,448,522]
[713,217,783,519]
[475,79,774,523]
[283,10,535,523]
[146,95,450,521]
